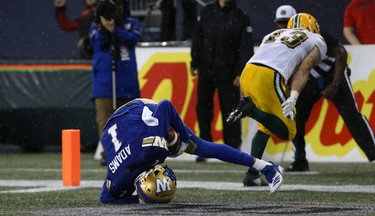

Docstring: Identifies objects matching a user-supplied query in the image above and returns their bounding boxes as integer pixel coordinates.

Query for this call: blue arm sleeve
[185,126,255,167]
[150,100,191,143]
[90,23,109,51]
[113,18,141,47]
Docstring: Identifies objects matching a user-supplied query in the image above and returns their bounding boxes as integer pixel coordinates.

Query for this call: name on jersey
[109,144,131,174]
[142,136,168,151]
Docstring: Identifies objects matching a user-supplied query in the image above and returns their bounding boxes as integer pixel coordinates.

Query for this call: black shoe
[243,171,268,187]
[100,151,107,166]
[195,156,207,163]
[285,158,309,172]
[226,96,255,125]
[100,157,107,166]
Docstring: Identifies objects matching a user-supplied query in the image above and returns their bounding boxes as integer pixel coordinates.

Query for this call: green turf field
[0,153,374,216]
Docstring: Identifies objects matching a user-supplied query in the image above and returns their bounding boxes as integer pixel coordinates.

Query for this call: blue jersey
[100,99,191,202]
[100,99,260,204]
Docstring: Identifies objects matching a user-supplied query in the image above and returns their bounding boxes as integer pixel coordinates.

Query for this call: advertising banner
[136,45,375,162]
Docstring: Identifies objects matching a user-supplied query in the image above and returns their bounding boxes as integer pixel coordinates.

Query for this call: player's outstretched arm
[153,100,191,142]
[290,46,322,94]
[282,46,323,119]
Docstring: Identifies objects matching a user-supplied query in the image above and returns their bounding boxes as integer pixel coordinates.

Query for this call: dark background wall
[237,0,350,44]
[0,0,83,60]
[0,64,98,151]
[0,0,350,60]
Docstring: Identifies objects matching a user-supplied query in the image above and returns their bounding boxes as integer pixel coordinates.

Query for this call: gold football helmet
[287,13,320,33]
[135,165,177,204]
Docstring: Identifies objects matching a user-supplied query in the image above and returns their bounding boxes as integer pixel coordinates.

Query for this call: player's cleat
[226,96,255,125]
[285,158,309,172]
[260,161,283,193]
[243,171,268,187]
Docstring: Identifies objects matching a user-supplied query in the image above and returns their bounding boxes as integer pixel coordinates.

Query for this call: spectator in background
[274,5,296,29]
[179,0,197,41]
[158,0,176,41]
[190,0,254,162]
[157,0,197,41]
[90,0,141,165]
[343,0,375,44]
[54,0,99,59]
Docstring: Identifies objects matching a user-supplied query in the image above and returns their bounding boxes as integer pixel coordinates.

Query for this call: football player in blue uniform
[99,98,283,204]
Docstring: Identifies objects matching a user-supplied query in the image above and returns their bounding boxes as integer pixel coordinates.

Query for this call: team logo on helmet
[287,12,320,34]
[135,165,177,204]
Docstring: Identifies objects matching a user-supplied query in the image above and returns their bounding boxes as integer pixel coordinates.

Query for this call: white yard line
[0,180,374,194]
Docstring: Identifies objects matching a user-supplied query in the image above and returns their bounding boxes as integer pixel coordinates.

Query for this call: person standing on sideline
[226,13,327,185]
[190,0,254,162]
[54,0,99,59]
[152,0,197,42]
[90,0,141,165]
[274,5,296,29]
[343,0,375,44]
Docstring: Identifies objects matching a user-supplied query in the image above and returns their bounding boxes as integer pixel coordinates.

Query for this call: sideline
[1,180,374,194]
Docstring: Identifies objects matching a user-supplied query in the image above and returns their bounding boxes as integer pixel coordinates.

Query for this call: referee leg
[333,73,375,161]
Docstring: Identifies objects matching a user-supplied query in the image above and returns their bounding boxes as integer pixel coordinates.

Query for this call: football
[166,129,182,154]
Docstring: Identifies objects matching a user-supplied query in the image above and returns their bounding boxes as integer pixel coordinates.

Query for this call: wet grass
[0,153,374,215]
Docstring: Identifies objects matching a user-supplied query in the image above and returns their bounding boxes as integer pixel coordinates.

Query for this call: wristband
[290,90,299,100]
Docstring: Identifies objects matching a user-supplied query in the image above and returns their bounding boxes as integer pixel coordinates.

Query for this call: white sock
[253,159,271,171]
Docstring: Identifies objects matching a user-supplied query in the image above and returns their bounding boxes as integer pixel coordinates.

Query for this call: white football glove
[281,90,299,121]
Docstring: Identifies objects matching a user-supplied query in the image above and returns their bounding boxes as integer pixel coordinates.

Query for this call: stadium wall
[0,63,98,151]
[0,0,350,60]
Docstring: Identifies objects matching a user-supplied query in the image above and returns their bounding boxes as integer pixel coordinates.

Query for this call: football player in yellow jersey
[227,13,327,186]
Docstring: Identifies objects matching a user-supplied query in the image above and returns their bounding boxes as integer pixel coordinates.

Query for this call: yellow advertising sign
[136,45,375,162]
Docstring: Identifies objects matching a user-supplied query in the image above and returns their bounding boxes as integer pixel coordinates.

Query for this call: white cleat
[260,162,283,193]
